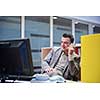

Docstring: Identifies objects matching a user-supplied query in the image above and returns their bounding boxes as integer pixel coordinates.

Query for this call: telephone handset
[68,43,75,55]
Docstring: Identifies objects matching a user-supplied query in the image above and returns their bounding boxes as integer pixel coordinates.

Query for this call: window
[53,17,72,46]
[0,16,21,40]
[75,22,88,43]
[25,16,50,73]
[93,25,100,34]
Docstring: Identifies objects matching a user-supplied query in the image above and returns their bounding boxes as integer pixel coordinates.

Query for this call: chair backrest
[41,47,52,60]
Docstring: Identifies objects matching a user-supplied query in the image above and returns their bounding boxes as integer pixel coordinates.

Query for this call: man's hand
[68,44,75,55]
[45,67,54,76]
[68,44,75,61]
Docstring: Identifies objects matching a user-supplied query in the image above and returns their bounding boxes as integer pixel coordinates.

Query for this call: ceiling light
[92,25,95,28]
[53,16,58,19]
[75,21,78,24]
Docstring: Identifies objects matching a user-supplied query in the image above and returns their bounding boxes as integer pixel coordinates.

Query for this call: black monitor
[0,38,34,82]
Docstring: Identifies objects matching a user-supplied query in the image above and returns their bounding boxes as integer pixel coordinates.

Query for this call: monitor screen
[0,38,34,82]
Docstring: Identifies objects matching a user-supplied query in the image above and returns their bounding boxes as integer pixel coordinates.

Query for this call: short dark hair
[62,33,74,43]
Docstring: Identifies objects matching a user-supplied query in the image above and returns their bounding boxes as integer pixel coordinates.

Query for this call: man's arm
[69,56,80,80]
[41,49,54,73]
[63,43,81,81]
[63,55,81,81]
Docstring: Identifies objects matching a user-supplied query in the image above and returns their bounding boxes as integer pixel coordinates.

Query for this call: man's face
[61,37,71,51]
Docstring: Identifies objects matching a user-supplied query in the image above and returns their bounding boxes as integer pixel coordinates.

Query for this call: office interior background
[0,16,100,74]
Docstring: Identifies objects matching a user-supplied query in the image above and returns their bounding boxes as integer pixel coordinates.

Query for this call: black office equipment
[0,38,34,82]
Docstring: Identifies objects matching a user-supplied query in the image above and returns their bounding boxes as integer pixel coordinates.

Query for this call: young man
[42,33,80,81]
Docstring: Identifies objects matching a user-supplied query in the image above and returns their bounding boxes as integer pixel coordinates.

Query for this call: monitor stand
[0,75,32,83]
[0,75,15,83]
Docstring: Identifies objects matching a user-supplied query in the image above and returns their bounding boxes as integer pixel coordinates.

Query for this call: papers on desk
[31,74,66,83]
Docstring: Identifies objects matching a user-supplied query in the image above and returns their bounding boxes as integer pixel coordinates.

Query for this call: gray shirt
[54,51,69,76]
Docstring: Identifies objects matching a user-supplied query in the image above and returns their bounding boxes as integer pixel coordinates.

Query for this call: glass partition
[53,17,72,46]
[75,22,88,43]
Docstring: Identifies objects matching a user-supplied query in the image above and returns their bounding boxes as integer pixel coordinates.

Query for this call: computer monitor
[0,38,34,82]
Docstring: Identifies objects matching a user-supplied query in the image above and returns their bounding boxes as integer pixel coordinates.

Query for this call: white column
[21,16,25,38]
[72,20,75,44]
[50,16,53,47]
[88,23,93,34]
